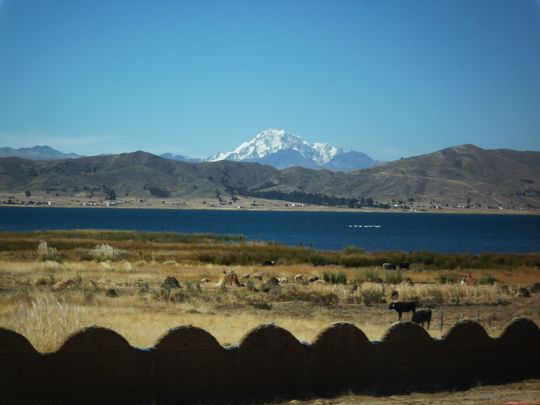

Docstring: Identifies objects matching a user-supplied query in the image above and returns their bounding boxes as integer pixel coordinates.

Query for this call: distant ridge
[0,145,81,160]
[0,144,539,209]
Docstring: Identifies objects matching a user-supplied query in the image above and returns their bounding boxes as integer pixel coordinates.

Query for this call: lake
[0,207,539,254]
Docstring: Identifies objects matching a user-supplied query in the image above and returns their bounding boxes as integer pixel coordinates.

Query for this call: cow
[412,309,432,329]
[389,301,417,320]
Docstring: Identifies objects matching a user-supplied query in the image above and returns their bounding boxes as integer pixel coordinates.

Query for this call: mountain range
[0,145,81,160]
[0,144,539,209]
[163,129,377,171]
[1,129,377,172]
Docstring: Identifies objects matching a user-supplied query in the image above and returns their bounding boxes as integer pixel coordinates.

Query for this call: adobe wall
[0,318,538,403]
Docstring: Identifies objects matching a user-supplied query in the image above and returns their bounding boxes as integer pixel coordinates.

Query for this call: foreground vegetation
[2,229,539,269]
[0,230,538,353]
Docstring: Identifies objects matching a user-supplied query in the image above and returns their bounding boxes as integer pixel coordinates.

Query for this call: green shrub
[384,270,402,284]
[323,271,347,284]
[478,274,497,285]
[361,288,384,306]
[438,273,458,284]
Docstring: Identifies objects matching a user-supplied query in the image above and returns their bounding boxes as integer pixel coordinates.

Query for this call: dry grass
[0,230,538,353]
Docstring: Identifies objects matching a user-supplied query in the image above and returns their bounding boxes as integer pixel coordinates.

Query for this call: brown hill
[0,145,539,209]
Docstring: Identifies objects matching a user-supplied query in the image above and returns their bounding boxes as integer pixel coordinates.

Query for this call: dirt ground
[268,379,540,404]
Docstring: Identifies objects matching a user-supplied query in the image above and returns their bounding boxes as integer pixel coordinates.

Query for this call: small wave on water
[348,225,382,228]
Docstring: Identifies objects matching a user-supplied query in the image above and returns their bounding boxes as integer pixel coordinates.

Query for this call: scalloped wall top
[380,321,434,345]
[154,325,225,352]
[56,326,133,354]
[237,323,304,351]
[0,327,39,355]
[311,322,371,350]
[2,318,539,354]
[498,317,540,341]
[443,320,492,343]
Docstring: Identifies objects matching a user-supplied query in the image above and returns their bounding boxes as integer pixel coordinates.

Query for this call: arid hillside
[1,145,539,209]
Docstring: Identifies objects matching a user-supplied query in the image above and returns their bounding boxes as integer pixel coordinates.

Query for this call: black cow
[262,260,276,266]
[389,301,417,320]
[412,309,432,329]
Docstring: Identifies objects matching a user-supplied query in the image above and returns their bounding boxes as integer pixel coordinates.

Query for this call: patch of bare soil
[272,379,540,405]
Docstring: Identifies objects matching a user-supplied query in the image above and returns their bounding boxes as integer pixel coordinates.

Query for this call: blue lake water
[0,207,539,254]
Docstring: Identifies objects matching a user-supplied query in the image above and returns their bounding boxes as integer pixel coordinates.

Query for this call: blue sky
[0,0,539,161]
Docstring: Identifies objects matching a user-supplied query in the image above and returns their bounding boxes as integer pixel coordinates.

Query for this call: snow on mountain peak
[209,129,340,164]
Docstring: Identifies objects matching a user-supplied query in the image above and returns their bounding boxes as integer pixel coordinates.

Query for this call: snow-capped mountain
[159,153,201,163]
[207,129,377,171]
[209,129,340,164]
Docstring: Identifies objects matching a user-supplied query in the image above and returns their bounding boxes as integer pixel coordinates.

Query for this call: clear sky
[0,0,539,161]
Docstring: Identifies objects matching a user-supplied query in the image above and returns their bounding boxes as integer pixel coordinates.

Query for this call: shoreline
[0,196,538,216]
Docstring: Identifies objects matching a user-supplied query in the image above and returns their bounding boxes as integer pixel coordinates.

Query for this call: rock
[161,276,181,290]
[307,276,319,283]
[530,282,540,293]
[200,278,211,283]
[294,274,305,284]
[251,273,263,280]
[105,288,119,298]
[218,271,242,287]
[266,277,280,287]
[83,280,98,290]
[517,287,531,298]
[52,279,76,291]
[403,277,414,286]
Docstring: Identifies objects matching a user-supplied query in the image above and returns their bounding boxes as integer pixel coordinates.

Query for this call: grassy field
[0,230,539,353]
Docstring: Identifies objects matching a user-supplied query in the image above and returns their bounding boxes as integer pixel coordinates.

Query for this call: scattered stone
[266,277,280,287]
[136,279,150,293]
[105,288,119,298]
[200,278,211,283]
[294,274,305,284]
[52,279,76,292]
[251,273,263,280]
[83,280,98,290]
[403,277,414,286]
[218,270,242,287]
[517,287,531,298]
[277,277,288,285]
[530,282,540,293]
[307,276,319,283]
[161,276,181,290]
[241,273,251,280]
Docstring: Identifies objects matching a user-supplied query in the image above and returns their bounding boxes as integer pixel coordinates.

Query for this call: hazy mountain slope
[322,151,377,171]
[0,146,81,160]
[0,145,539,208]
[0,151,278,199]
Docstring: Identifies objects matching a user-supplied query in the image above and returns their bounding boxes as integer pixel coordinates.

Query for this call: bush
[384,270,402,284]
[478,274,497,285]
[438,273,458,284]
[354,269,383,284]
[323,271,347,284]
[91,244,121,261]
[361,287,385,306]
[36,241,59,261]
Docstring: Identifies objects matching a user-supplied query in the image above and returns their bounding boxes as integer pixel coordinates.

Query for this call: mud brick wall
[1,318,539,403]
